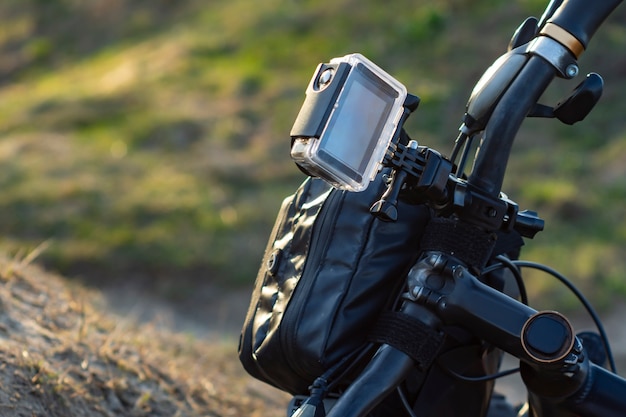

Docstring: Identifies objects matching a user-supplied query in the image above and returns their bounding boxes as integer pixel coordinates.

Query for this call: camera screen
[317,63,398,181]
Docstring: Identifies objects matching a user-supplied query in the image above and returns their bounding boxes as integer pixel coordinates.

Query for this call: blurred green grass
[0,0,625,307]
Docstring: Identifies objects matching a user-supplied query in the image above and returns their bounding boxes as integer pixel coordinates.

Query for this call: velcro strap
[419,217,497,271]
[368,311,445,371]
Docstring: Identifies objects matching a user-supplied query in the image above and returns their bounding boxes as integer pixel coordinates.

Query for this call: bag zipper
[279,185,345,382]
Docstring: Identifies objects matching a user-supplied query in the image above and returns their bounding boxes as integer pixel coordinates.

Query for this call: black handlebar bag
[238,170,431,395]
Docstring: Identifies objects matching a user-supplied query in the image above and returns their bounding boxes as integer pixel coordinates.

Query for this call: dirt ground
[0,255,289,417]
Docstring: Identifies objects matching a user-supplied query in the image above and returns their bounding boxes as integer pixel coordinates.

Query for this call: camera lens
[317,68,334,89]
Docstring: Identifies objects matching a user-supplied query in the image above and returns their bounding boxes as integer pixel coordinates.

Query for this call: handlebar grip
[547,0,622,51]
[563,363,626,416]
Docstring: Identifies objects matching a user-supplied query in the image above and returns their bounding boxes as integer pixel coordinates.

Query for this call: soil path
[100,283,292,409]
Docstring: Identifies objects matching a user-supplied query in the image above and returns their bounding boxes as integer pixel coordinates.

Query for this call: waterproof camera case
[290,54,407,192]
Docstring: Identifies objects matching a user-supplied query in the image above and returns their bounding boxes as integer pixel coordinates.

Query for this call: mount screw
[565,64,579,78]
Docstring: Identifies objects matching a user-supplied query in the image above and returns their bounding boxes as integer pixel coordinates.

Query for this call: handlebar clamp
[527,35,579,79]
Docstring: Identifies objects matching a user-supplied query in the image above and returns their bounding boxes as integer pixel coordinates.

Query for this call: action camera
[290,54,407,191]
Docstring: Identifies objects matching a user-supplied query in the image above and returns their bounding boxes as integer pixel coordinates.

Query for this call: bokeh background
[0,0,625,313]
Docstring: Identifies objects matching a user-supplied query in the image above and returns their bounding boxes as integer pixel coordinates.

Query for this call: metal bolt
[411,286,420,299]
[453,266,464,279]
[565,64,579,78]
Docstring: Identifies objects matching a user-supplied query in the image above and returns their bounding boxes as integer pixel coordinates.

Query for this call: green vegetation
[0,0,624,307]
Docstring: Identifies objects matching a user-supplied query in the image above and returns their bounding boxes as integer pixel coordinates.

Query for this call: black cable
[326,342,376,392]
[442,365,521,383]
[397,385,419,417]
[512,260,617,373]
[455,134,475,177]
[482,256,529,305]
[396,361,521,415]
[450,131,468,167]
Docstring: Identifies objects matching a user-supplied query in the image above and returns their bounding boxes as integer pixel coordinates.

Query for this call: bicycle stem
[405,251,626,417]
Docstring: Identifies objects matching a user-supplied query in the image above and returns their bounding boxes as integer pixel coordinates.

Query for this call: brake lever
[526,72,604,125]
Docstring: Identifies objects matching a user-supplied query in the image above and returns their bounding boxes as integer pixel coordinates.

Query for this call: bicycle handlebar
[565,363,626,416]
[324,343,418,417]
[547,0,623,50]
[468,55,554,198]
[518,361,626,416]
[309,1,626,416]
[468,0,622,198]
[326,251,626,417]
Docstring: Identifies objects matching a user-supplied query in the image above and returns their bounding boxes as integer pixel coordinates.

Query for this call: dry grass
[0,250,289,416]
